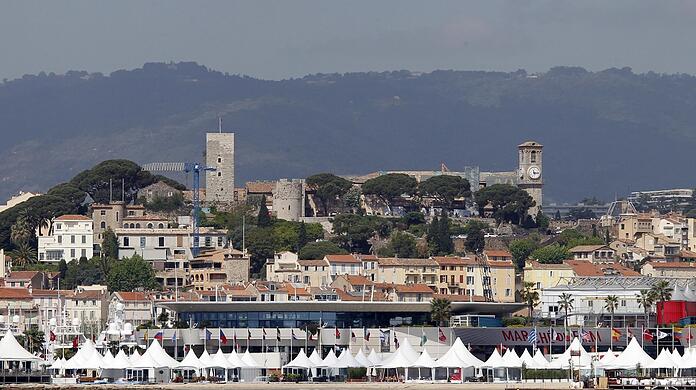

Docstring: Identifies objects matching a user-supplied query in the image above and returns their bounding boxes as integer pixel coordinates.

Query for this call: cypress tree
[257,195,272,227]
[427,216,441,255]
[438,212,453,254]
[297,222,308,252]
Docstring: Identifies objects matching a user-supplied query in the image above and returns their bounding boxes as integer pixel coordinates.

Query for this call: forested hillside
[2,63,696,203]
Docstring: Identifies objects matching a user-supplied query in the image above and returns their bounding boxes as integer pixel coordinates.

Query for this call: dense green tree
[64,257,105,289]
[246,227,275,276]
[535,210,550,232]
[650,280,673,327]
[386,231,418,258]
[508,239,540,270]
[21,328,45,354]
[464,228,485,254]
[474,184,535,224]
[361,173,418,214]
[557,229,604,248]
[567,207,597,221]
[331,214,392,253]
[341,187,362,211]
[58,259,68,280]
[427,216,441,255]
[419,175,471,209]
[297,222,309,252]
[438,213,454,254]
[401,211,426,227]
[298,241,348,260]
[106,255,158,292]
[272,220,323,252]
[10,210,35,246]
[530,244,569,264]
[101,228,119,260]
[306,173,353,215]
[521,282,540,321]
[257,196,272,227]
[9,242,37,267]
[144,193,184,212]
[70,159,158,204]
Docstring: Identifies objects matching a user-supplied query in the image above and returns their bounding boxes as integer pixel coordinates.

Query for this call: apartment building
[376,257,439,288]
[110,291,153,327]
[38,215,94,263]
[115,226,228,261]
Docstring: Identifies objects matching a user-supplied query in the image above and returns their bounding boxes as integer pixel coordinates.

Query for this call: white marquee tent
[604,337,654,370]
[284,348,314,369]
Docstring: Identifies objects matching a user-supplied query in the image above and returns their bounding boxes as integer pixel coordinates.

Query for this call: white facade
[116,226,228,260]
[0,191,41,213]
[38,216,94,263]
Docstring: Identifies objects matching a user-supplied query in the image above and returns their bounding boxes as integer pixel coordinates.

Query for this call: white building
[0,191,41,213]
[38,215,94,263]
[115,226,228,260]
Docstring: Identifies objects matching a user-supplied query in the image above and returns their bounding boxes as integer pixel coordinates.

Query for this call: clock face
[528,166,541,180]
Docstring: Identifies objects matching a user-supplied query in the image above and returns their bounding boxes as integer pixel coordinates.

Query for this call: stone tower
[517,140,543,216]
[206,132,235,203]
[273,179,305,222]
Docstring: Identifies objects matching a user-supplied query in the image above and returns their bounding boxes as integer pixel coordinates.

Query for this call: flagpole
[672,324,675,350]
[175,329,178,360]
[218,327,221,349]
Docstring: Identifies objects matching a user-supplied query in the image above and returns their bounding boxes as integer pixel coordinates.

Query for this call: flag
[205,328,212,341]
[551,329,560,341]
[394,334,399,349]
[528,328,538,344]
[49,331,56,342]
[379,330,386,342]
[220,329,228,345]
[611,328,621,341]
[351,331,356,342]
[364,330,370,341]
[627,329,634,340]
[233,331,238,346]
[438,327,447,342]
[308,330,314,341]
[171,331,176,342]
[72,335,79,350]
[685,328,694,341]
[335,327,341,339]
[643,329,654,342]
[292,329,298,341]
[656,329,669,340]
[248,329,252,340]
[420,332,428,347]
[580,329,592,343]
[262,328,267,340]
[154,331,163,341]
[276,327,281,342]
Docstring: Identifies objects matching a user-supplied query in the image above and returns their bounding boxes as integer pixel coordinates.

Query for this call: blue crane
[141,162,216,257]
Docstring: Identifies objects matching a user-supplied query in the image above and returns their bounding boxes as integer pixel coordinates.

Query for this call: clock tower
[517,140,543,216]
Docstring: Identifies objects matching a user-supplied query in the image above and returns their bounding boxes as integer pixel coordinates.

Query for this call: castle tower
[517,140,543,215]
[273,179,305,221]
[206,132,235,203]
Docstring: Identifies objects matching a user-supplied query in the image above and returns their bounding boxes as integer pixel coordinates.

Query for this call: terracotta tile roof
[0,287,32,299]
[565,260,639,276]
[297,259,327,267]
[245,181,275,194]
[647,261,696,269]
[6,271,41,280]
[377,258,439,266]
[569,245,610,253]
[394,284,434,294]
[358,254,378,261]
[433,256,476,266]
[122,216,168,221]
[55,214,91,221]
[342,275,374,286]
[485,250,512,258]
[31,289,72,297]
[115,291,150,301]
[488,260,515,268]
[325,254,361,264]
[524,260,573,270]
[678,250,696,259]
[282,283,311,296]
[72,290,106,299]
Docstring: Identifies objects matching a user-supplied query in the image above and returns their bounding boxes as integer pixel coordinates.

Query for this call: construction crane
[141,162,216,257]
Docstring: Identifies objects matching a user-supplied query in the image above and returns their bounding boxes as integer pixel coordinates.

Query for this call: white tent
[226,350,247,368]
[354,349,372,367]
[308,349,323,367]
[604,337,654,370]
[483,348,505,368]
[396,338,420,362]
[198,349,215,368]
[64,340,102,370]
[129,349,164,369]
[367,349,382,366]
[49,357,66,370]
[532,349,549,369]
[501,349,523,368]
[410,349,437,368]
[435,338,484,369]
[679,348,695,369]
[598,349,617,369]
[337,348,362,368]
[380,345,418,368]
[284,348,314,369]
[0,330,40,362]
[129,349,141,365]
[102,350,131,370]
[648,348,678,369]
[318,349,339,368]
[209,349,234,370]
[100,350,115,368]
[176,349,205,372]
[241,349,262,368]
[548,337,593,369]
[519,349,536,368]
[671,349,684,368]
[141,340,178,368]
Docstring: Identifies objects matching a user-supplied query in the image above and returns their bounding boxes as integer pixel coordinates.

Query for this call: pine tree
[257,195,272,227]
[438,212,453,255]
[297,222,308,252]
[427,216,441,255]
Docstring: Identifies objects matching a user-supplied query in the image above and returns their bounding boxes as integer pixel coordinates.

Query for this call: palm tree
[521,282,540,322]
[9,242,37,267]
[10,210,34,246]
[604,295,620,329]
[557,293,574,328]
[650,280,673,326]
[430,298,452,326]
[636,289,655,326]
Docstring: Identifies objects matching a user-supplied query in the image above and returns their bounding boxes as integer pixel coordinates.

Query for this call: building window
[56,223,62,230]
[158,237,165,247]
[123,237,130,247]
[147,223,153,229]
[100,210,106,216]
[140,237,146,248]
[100,221,106,229]
[217,236,223,247]
[217,172,222,177]
[621,300,627,307]
[588,300,593,307]
[81,249,86,258]
[466,276,474,285]
[57,236,62,244]
[505,288,511,296]
[158,223,164,229]
[530,150,537,163]
[70,249,76,258]
[82,235,86,244]
[71,235,76,244]
[466,266,474,273]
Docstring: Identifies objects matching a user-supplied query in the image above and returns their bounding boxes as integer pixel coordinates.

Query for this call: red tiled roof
[297,259,327,267]
[72,290,106,299]
[433,293,487,302]
[524,260,573,270]
[488,260,515,268]
[433,256,477,266]
[6,271,41,280]
[647,261,696,269]
[341,275,374,286]
[115,291,150,301]
[325,254,361,263]
[0,287,32,299]
[245,181,275,194]
[565,260,639,276]
[55,214,91,221]
[485,250,512,258]
[31,289,72,297]
[377,258,439,266]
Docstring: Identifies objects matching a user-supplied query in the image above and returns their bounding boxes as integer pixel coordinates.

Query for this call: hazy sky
[2,0,696,81]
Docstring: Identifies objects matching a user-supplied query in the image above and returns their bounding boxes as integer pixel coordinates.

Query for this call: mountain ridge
[2,62,696,203]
